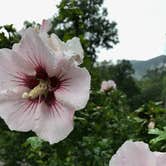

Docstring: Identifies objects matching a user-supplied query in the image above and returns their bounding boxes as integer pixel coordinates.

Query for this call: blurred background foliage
[0,0,166,165]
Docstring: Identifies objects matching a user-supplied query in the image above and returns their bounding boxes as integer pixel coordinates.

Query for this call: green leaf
[148,127,166,144]
[26,136,43,150]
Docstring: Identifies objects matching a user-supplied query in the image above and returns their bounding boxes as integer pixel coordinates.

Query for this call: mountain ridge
[130,55,166,79]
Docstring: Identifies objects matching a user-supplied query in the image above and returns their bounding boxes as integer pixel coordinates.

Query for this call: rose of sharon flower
[109,141,166,166]
[100,80,116,92]
[0,28,90,144]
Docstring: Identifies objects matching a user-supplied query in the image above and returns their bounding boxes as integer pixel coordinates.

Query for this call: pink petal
[46,33,65,56]
[0,49,35,78]
[44,34,84,65]
[13,28,55,74]
[108,80,116,89]
[0,48,40,132]
[109,141,156,166]
[0,88,39,131]
[64,37,84,65]
[40,19,52,33]
[100,81,108,91]
[100,80,116,92]
[33,102,74,144]
[54,58,90,110]
[0,49,35,95]
[0,48,38,131]
[0,86,28,102]
[155,152,166,166]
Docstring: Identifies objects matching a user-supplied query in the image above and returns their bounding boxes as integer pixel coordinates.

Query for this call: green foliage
[149,127,166,145]
[23,21,40,29]
[133,101,166,151]
[138,66,166,105]
[25,137,44,150]
[94,60,141,109]
[0,25,20,49]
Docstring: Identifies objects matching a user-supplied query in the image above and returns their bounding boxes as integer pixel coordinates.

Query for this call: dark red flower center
[22,66,62,106]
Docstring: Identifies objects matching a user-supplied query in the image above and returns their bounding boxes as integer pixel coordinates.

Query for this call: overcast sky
[0,0,166,62]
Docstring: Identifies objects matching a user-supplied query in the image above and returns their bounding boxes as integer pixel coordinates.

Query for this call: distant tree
[162,76,166,108]
[107,60,140,97]
[110,60,141,108]
[139,66,166,105]
[51,0,119,62]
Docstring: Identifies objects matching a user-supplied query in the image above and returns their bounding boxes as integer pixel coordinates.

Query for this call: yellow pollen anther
[22,80,49,99]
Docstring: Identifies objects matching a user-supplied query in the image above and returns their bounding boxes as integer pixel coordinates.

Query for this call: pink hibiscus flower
[109,141,166,166]
[0,28,90,144]
[100,80,116,92]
